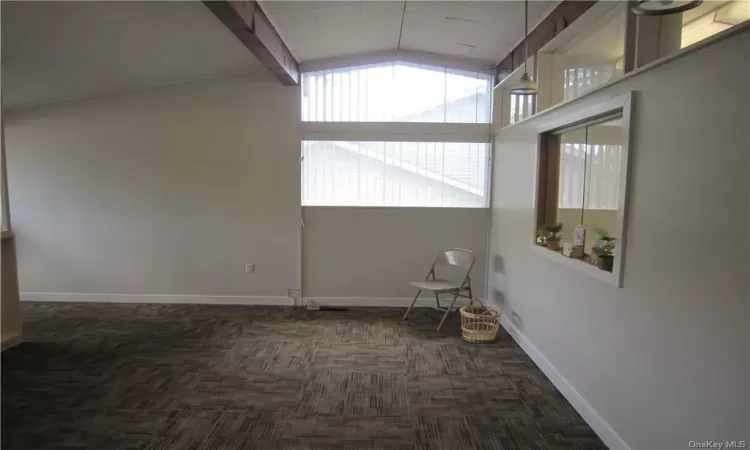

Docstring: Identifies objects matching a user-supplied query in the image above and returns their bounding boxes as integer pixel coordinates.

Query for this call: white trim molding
[301,121,492,144]
[300,49,496,75]
[532,92,634,288]
[21,293,294,306]
[500,315,631,450]
[19,293,484,309]
[303,296,478,308]
[20,293,481,309]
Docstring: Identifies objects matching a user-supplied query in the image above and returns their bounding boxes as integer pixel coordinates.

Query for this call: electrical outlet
[288,288,300,298]
[245,263,255,274]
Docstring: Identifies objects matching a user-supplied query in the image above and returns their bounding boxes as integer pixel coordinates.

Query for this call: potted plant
[592,228,617,272]
[543,223,564,251]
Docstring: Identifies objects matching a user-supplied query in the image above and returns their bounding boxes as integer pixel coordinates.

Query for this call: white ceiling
[2,1,558,108]
[2,1,261,108]
[261,0,557,64]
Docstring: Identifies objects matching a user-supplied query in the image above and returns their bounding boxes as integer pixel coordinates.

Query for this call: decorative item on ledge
[573,225,586,247]
[583,254,598,266]
[562,242,584,259]
[591,228,617,272]
[536,223,564,251]
[535,228,548,247]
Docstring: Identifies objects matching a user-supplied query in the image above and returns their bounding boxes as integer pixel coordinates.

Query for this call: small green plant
[537,223,563,250]
[543,223,564,243]
[591,228,616,257]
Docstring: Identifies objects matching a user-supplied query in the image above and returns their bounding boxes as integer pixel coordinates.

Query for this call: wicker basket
[459,300,501,343]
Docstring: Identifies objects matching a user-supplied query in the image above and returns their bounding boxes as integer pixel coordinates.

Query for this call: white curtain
[302,141,489,208]
[509,94,536,124]
[558,143,622,210]
[302,62,492,124]
[563,63,620,102]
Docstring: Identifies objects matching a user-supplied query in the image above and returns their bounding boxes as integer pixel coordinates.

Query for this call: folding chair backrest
[433,248,475,283]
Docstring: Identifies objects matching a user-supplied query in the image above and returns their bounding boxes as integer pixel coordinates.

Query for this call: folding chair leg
[403,290,421,320]
[434,293,441,309]
[437,293,459,331]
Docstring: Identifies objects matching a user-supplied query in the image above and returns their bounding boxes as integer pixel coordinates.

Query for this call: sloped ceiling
[262,0,558,63]
[2,1,261,108]
[2,1,558,108]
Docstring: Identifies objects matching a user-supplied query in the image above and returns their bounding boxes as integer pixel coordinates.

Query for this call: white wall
[5,73,302,301]
[1,0,23,348]
[6,71,490,307]
[489,29,749,449]
[303,206,488,302]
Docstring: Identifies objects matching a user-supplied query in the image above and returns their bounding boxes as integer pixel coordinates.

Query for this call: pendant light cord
[397,0,407,50]
[524,0,529,72]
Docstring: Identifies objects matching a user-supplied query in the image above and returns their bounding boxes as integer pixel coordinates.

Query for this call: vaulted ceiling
[2,1,261,109]
[2,1,558,109]
[261,1,557,63]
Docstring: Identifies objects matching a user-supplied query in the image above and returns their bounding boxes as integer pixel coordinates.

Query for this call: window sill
[301,205,490,210]
[1,230,14,240]
[530,244,621,288]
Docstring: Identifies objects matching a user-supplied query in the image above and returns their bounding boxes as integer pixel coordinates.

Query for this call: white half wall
[5,73,302,299]
[303,206,489,302]
[488,29,749,449]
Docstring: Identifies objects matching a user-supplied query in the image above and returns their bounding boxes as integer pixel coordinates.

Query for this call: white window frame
[301,59,493,124]
[532,92,634,288]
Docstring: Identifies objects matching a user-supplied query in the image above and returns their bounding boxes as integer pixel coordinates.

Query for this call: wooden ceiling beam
[204,1,299,86]
[495,0,597,84]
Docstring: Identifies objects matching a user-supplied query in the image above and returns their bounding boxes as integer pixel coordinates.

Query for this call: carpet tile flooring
[1,302,605,450]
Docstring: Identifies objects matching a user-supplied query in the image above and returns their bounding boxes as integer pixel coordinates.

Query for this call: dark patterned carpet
[2,302,604,450]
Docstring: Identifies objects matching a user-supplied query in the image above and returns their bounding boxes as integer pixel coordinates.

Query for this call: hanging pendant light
[632,0,703,16]
[510,0,538,96]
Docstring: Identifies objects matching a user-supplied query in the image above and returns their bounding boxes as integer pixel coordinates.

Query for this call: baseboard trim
[20,293,478,308]
[21,292,294,306]
[1,333,23,351]
[303,296,477,308]
[499,315,630,450]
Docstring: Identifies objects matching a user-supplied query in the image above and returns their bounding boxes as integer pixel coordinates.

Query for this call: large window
[302,62,492,123]
[301,60,493,208]
[302,141,489,208]
[555,4,626,104]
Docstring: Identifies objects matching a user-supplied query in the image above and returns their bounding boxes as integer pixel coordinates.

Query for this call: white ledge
[530,244,621,288]
[498,21,750,133]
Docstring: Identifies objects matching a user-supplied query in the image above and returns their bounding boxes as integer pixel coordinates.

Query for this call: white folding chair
[402,248,475,331]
